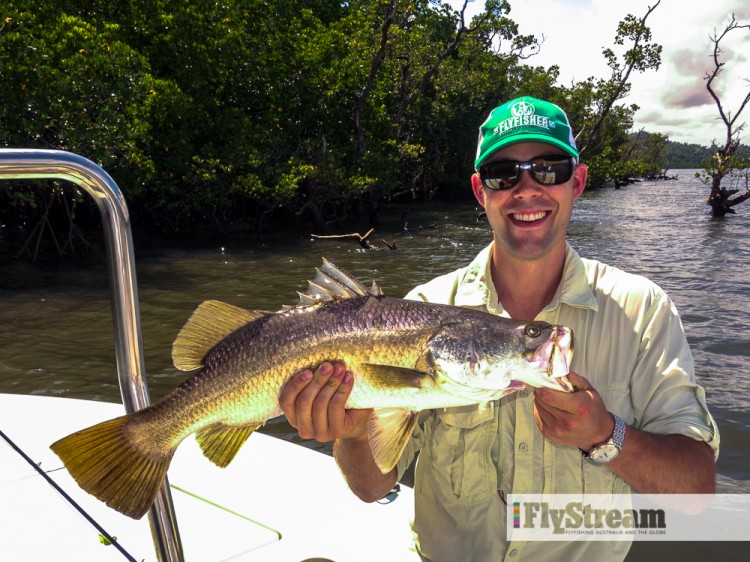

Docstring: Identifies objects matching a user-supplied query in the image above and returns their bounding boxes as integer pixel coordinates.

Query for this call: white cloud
[449,0,750,146]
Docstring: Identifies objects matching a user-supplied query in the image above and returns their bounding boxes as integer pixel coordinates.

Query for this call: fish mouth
[527,326,575,392]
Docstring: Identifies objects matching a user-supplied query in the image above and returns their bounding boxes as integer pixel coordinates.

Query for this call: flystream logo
[513,501,665,533]
[511,493,750,542]
[492,101,556,136]
[507,495,671,541]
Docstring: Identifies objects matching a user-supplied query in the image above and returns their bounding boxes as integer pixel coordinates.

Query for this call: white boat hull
[1,393,418,561]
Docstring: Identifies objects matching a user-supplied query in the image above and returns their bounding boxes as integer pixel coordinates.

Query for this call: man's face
[472,142,587,263]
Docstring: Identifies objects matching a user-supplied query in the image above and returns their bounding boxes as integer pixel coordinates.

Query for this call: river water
[1,170,749,560]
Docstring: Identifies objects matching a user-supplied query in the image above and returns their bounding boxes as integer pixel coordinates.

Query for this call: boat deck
[1,393,418,561]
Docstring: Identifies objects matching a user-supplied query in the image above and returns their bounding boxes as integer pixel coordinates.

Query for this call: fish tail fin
[195,423,261,467]
[50,415,174,519]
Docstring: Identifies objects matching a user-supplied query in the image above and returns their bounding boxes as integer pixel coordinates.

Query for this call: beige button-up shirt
[397,242,719,562]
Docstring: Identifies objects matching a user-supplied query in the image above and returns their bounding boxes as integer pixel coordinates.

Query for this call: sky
[450,0,750,146]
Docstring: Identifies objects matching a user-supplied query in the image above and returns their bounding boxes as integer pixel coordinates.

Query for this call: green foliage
[0,0,670,258]
[696,152,748,186]
[570,1,661,177]
[585,145,644,188]
[626,131,669,177]
[667,141,713,168]
[1,7,156,174]
[606,12,661,74]
[660,140,750,169]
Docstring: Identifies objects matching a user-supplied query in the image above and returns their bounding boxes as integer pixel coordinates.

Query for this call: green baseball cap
[475,96,579,169]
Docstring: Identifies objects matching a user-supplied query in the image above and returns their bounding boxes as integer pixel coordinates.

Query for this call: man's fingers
[294,362,335,438]
[533,397,558,431]
[535,379,595,412]
[533,386,571,410]
[311,362,348,439]
[327,369,356,436]
[279,362,362,442]
[564,371,591,391]
[279,368,314,428]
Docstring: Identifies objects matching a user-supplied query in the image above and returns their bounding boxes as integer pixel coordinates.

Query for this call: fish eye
[524,324,542,338]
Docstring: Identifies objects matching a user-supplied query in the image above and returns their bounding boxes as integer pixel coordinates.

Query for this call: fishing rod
[0,429,138,562]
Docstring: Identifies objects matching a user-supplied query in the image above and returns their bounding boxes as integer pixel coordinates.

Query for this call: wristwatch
[581,414,626,464]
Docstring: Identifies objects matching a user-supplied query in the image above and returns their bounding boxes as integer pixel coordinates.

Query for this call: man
[279,96,719,561]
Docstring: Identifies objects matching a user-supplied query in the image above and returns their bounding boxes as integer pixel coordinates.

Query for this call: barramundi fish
[51,259,574,519]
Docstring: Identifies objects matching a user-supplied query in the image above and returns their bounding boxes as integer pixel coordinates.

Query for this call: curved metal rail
[0,149,184,561]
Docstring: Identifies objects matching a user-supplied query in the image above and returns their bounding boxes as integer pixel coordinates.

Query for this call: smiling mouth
[511,211,548,222]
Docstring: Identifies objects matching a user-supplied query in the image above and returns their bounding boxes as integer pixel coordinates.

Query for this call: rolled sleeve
[629,292,720,457]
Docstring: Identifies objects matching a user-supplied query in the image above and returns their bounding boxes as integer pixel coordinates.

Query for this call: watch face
[590,444,620,464]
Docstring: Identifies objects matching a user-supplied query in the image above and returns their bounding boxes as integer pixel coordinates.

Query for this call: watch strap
[610,414,626,449]
[580,413,626,461]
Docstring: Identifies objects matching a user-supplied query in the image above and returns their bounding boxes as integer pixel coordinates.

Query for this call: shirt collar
[548,242,599,312]
[453,241,599,314]
[453,243,494,308]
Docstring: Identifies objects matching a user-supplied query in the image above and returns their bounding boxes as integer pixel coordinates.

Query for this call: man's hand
[280,362,397,502]
[534,371,716,494]
[279,361,371,443]
[533,371,615,452]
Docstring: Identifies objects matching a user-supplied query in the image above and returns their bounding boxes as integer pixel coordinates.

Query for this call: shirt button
[518,442,528,452]
[509,549,518,557]
[519,389,528,398]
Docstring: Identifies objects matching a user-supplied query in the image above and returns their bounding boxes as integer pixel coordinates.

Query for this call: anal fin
[368,409,419,474]
[195,423,261,468]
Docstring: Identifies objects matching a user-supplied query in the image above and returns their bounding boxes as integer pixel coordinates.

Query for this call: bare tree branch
[353,2,403,155]
[395,0,500,132]
[702,14,750,216]
[705,14,750,149]
[577,0,661,154]
[311,228,376,249]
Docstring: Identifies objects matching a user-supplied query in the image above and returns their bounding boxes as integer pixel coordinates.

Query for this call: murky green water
[2,171,749,560]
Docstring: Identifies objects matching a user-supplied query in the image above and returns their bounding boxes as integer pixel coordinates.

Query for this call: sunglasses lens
[531,157,574,185]
[480,156,574,190]
[480,161,519,190]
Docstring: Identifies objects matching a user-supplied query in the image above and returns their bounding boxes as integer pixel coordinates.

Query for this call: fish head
[428,317,574,399]
[519,322,574,391]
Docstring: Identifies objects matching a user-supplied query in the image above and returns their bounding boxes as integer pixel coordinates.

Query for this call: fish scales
[125,296,441,455]
[181,296,447,418]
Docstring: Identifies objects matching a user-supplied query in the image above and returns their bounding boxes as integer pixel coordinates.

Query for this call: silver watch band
[580,413,626,463]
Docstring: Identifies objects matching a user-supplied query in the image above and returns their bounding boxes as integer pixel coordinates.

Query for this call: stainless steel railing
[0,149,184,561]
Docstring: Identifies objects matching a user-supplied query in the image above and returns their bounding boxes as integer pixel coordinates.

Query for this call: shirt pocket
[426,405,497,506]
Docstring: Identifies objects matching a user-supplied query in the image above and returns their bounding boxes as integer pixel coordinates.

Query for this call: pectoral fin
[368,409,419,474]
[359,364,426,389]
[195,423,261,468]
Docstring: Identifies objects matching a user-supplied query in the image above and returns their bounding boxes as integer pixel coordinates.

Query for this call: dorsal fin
[172,300,266,371]
[370,279,383,295]
[298,258,383,305]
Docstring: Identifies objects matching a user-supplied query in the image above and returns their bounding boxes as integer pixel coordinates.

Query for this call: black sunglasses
[479,155,576,191]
